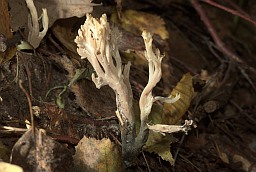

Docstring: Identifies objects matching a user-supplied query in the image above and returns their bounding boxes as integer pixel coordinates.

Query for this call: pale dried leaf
[73,136,123,172]
[9,0,96,32]
[0,162,23,172]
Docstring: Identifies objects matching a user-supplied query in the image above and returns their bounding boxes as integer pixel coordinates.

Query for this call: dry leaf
[111,10,170,70]
[133,102,177,164]
[0,0,12,39]
[139,104,177,165]
[11,128,73,172]
[0,162,23,172]
[111,10,169,40]
[163,73,194,125]
[140,73,194,165]
[51,17,83,56]
[0,45,17,64]
[144,133,177,165]
[215,135,254,172]
[73,136,123,172]
[143,106,178,164]
[9,0,96,32]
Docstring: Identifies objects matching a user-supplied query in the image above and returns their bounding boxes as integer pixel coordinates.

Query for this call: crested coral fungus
[75,14,183,162]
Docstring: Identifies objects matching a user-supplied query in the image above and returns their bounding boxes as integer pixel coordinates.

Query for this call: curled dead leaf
[163,73,194,125]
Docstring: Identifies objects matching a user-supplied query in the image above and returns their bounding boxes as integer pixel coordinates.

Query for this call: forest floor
[1,0,256,171]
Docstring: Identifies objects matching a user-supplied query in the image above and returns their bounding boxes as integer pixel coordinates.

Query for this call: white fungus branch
[147,120,193,135]
[139,31,180,123]
[139,31,163,122]
[26,0,49,48]
[75,14,134,124]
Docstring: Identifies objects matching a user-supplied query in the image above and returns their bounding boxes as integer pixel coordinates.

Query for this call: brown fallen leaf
[0,0,12,39]
[51,17,85,58]
[10,128,73,172]
[111,9,169,40]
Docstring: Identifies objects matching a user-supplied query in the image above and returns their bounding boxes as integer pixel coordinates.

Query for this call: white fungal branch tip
[26,0,49,48]
[139,31,165,122]
[147,120,193,136]
[75,14,134,123]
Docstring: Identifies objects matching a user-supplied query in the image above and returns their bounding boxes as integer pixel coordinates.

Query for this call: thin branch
[192,0,243,63]
[191,0,256,92]
[18,80,34,135]
[223,0,249,17]
[201,0,256,26]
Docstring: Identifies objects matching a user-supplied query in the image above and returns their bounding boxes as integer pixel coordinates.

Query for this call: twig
[223,0,249,17]
[191,0,256,93]
[192,0,242,63]
[51,135,80,145]
[0,126,27,134]
[201,0,256,26]
[142,151,151,172]
[18,80,34,135]
[178,154,202,172]
[19,52,33,98]
[230,100,256,125]
[238,65,256,91]
[109,133,122,146]
[173,134,186,167]
[47,34,66,54]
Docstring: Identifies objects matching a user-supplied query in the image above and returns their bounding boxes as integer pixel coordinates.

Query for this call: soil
[1,0,256,172]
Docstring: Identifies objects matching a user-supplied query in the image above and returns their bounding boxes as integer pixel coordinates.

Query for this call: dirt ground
[1,0,256,171]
